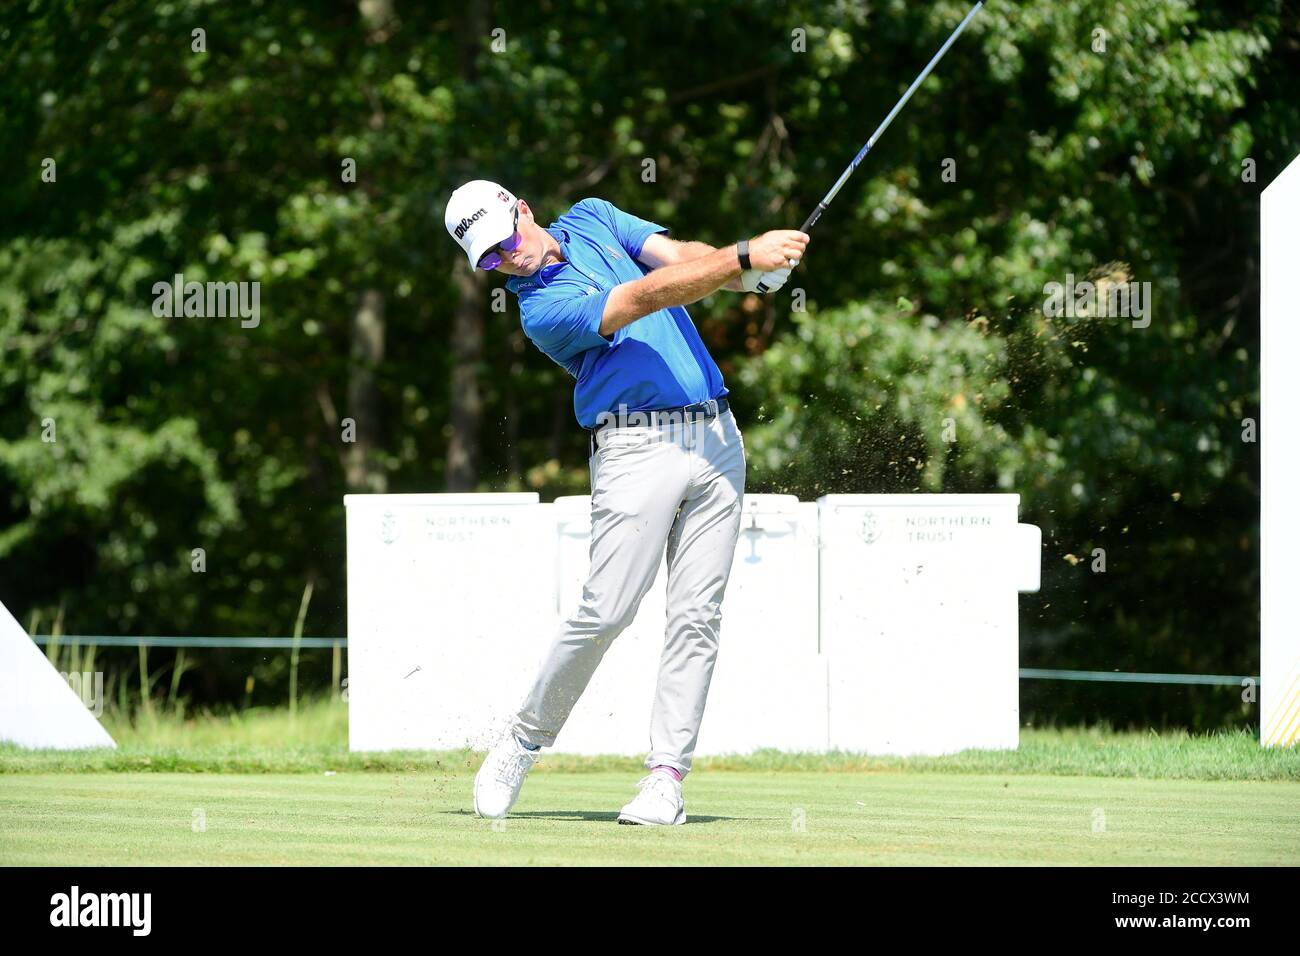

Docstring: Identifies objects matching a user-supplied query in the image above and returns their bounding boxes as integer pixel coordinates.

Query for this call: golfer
[445,180,809,825]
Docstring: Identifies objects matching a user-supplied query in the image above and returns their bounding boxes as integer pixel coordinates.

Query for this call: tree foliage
[1,0,1295,725]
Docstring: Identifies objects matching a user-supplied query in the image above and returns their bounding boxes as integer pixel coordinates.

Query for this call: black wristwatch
[736,240,751,271]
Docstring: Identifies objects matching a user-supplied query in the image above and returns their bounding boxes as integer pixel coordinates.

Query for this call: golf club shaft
[799,1,984,234]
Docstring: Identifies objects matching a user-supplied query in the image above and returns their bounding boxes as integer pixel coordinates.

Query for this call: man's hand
[734,229,808,293]
[747,229,809,271]
[740,266,792,293]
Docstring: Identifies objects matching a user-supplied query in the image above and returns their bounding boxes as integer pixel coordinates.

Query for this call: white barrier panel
[0,600,116,750]
[547,494,825,757]
[347,492,1040,756]
[1262,152,1300,748]
[818,494,1033,756]
[548,495,665,755]
[1013,523,1043,593]
[344,493,553,751]
[695,496,827,754]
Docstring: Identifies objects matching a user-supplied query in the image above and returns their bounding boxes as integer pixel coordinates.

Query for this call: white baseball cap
[445,180,519,268]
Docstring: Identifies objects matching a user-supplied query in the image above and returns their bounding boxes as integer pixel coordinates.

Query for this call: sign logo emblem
[859,510,881,545]
[381,511,399,545]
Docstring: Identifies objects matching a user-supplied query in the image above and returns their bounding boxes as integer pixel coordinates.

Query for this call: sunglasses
[477,203,523,271]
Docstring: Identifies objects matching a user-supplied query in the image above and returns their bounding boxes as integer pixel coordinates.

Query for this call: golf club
[757,0,985,291]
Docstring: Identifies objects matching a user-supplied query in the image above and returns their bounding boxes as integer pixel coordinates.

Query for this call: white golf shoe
[617,771,686,826]
[473,734,539,819]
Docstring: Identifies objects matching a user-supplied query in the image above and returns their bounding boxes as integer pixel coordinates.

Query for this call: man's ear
[517,199,534,224]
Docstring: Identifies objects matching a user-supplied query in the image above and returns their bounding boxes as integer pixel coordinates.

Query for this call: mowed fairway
[2,770,1296,866]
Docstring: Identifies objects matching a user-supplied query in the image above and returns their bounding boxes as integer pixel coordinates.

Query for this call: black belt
[587,398,729,455]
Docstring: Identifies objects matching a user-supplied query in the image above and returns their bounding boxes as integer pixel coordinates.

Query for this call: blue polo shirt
[505,197,727,428]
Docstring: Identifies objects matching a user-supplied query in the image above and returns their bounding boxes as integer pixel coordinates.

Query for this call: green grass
[1,770,1296,865]
[1,697,1295,781]
[1,698,1296,865]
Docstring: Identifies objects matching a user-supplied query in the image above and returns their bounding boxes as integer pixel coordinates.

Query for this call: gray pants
[510,407,747,775]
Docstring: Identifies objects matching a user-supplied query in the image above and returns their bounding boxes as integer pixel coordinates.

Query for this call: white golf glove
[741,264,794,294]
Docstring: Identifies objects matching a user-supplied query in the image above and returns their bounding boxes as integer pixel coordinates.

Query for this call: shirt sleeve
[577,197,666,260]
[518,282,619,366]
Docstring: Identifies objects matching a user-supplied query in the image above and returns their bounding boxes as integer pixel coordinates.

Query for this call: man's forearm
[670,240,721,262]
[661,240,747,291]
[600,245,740,337]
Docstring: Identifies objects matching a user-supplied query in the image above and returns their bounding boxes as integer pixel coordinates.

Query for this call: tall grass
[289,579,314,720]
[30,596,342,725]
[1,699,1296,780]
[105,694,349,749]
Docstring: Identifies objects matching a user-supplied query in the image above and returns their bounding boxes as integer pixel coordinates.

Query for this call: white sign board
[818,494,1027,756]
[695,496,826,754]
[344,493,553,751]
[346,492,1039,757]
[1262,153,1300,748]
[545,494,826,757]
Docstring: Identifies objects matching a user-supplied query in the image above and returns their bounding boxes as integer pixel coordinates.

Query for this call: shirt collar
[534,226,572,286]
[506,225,572,292]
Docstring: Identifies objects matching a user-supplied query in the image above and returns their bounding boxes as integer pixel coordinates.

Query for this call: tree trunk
[505,328,524,484]
[445,0,491,491]
[344,288,386,492]
[447,269,484,490]
[341,0,396,493]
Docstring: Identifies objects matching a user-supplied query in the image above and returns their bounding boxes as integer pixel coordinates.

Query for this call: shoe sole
[616,810,686,826]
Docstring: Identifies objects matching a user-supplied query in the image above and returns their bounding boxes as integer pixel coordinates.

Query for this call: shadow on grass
[439,809,742,824]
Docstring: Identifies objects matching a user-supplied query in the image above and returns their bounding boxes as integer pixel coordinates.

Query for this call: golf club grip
[800,203,827,234]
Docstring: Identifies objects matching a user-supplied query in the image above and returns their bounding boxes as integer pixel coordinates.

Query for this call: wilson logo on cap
[453,208,489,240]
